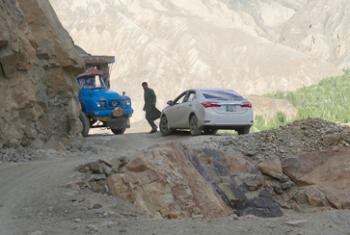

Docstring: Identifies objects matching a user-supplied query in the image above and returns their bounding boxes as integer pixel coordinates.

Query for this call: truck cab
[77,53,133,136]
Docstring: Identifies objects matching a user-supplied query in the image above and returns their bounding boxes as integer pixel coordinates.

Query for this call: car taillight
[202,102,222,108]
[240,103,252,108]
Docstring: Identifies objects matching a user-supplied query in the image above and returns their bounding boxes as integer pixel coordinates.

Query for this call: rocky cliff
[0,0,83,148]
[50,0,345,121]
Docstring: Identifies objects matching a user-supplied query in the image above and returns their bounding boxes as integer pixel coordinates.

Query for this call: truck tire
[111,128,126,135]
[79,112,90,137]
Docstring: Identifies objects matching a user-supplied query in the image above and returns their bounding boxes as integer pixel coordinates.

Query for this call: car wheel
[79,112,90,137]
[203,128,218,135]
[237,127,250,135]
[160,115,173,136]
[189,115,202,136]
[111,128,126,135]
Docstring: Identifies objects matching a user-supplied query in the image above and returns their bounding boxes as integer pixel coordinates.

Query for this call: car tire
[79,112,90,137]
[189,115,202,136]
[237,127,250,135]
[111,128,126,135]
[159,115,173,136]
[203,128,218,135]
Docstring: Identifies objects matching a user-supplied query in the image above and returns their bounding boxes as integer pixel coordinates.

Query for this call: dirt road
[0,132,350,235]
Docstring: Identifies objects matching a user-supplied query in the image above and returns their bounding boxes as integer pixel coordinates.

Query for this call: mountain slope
[50,0,344,121]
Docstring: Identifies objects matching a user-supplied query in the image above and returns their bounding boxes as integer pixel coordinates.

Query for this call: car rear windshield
[202,90,243,101]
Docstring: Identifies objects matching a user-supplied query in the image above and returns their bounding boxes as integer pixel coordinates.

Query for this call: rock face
[283,148,350,209]
[50,0,344,121]
[79,119,350,219]
[108,144,282,218]
[0,0,83,148]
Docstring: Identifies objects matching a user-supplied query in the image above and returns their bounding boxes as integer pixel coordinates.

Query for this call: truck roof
[81,55,115,65]
[77,67,104,79]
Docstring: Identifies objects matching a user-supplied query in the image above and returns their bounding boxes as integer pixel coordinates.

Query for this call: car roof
[194,88,239,93]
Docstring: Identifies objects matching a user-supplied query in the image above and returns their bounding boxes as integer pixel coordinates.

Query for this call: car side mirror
[167,100,174,106]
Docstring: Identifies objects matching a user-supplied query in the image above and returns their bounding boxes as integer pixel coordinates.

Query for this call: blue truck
[77,54,133,136]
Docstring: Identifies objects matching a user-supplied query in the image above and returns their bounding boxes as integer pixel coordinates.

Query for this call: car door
[166,91,188,128]
[176,90,197,128]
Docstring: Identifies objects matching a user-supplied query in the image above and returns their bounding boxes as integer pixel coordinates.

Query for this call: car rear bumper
[202,124,252,130]
[199,109,254,127]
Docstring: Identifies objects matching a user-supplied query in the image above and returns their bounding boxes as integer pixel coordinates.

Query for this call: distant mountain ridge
[50,0,347,121]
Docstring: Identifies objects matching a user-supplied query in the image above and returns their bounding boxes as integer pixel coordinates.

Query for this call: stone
[258,160,288,182]
[88,174,106,181]
[29,231,44,235]
[303,186,328,207]
[126,158,149,172]
[91,203,103,209]
[243,175,263,191]
[107,144,235,218]
[103,164,114,176]
[283,148,350,209]
[0,40,8,48]
[89,161,106,174]
[286,219,308,227]
[0,53,17,77]
[89,180,108,193]
[86,224,99,234]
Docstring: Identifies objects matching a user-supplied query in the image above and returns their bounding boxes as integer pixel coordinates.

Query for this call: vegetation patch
[253,71,350,132]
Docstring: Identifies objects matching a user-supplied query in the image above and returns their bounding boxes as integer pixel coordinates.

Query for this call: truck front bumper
[107,117,130,129]
[93,108,133,118]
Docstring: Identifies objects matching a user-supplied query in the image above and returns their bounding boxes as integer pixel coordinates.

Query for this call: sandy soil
[0,131,349,235]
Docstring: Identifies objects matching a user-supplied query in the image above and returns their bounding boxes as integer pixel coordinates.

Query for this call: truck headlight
[110,100,118,107]
[122,100,131,106]
[96,101,106,108]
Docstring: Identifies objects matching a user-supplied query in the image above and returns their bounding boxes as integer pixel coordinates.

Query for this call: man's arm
[150,89,157,106]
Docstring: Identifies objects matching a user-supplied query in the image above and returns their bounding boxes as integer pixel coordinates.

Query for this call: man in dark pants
[142,82,161,133]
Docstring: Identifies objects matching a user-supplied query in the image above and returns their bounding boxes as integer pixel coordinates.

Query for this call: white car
[159,89,254,136]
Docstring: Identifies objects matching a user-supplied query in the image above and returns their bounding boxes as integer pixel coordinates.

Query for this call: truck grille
[109,100,118,107]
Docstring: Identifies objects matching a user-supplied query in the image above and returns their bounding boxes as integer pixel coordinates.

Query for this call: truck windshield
[78,75,107,89]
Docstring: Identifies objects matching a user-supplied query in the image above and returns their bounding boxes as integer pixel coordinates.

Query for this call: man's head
[142,82,148,90]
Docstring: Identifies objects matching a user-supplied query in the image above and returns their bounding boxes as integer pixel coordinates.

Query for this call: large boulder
[282,148,350,209]
[0,0,83,148]
[106,143,282,219]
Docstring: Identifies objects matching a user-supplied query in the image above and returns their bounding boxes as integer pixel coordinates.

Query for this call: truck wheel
[111,128,126,135]
[79,112,90,137]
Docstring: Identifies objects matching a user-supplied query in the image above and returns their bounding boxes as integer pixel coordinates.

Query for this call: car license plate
[226,105,237,112]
